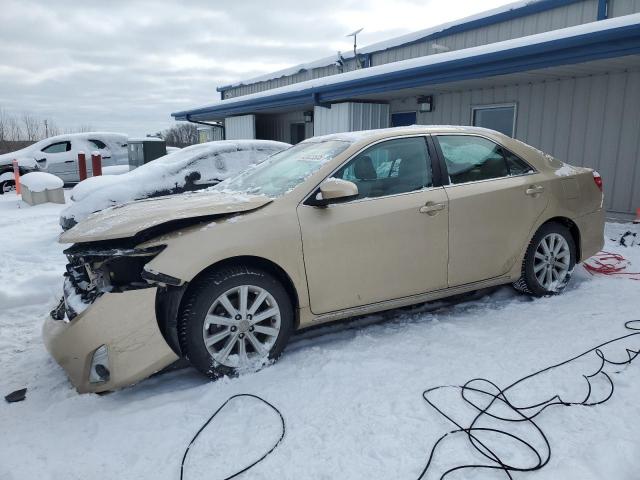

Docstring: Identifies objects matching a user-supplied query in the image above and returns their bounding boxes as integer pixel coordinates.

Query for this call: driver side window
[334,136,432,200]
[41,141,71,154]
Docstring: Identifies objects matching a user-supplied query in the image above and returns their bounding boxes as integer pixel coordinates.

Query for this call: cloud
[0,0,513,136]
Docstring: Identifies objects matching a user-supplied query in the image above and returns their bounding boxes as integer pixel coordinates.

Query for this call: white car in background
[0,132,128,192]
[59,139,291,230]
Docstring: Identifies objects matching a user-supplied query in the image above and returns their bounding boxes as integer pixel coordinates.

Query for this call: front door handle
[525,185,544,196]
[419,202,446,215]
[64,160,75,164]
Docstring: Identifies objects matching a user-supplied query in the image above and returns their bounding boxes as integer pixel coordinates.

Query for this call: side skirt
[308,276,511,326]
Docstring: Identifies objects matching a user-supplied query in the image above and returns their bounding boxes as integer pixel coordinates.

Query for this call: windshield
[215,140,350,197]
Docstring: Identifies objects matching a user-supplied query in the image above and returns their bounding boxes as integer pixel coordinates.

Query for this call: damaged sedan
[44,126,605,393]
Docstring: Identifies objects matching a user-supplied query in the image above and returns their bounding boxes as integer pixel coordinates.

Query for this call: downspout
[185,114,226,140]
[597,0,608,20]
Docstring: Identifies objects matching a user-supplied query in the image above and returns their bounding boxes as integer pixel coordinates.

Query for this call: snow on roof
[179,14,640,117]
[218,0,564,91]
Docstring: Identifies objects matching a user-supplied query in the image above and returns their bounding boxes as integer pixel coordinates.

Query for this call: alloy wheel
[533,233,571,291]
[203,285,281,368]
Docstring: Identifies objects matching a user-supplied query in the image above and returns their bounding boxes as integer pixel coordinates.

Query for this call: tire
[178,265,294,379]
[0,179,15,195]
[513,222,576,297]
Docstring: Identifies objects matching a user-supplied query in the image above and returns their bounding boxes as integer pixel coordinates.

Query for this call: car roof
[303,125,508,146]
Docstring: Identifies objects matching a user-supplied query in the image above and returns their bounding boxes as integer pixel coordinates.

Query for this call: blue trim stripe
[173,22,640,121]
[216,0,585,93]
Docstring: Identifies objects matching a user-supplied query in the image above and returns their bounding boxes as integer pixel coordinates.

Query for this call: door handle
[419,202,446,215]
[525,185,544,196]
[64,160,75,164]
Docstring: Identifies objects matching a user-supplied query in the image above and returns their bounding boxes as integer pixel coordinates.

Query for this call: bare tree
[160,123,198,148]
[21,112,43,142]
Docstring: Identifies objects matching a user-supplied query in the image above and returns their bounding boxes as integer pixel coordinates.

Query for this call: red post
[12,159,21,195]
[91,153,102,176]
[78,152,87,181]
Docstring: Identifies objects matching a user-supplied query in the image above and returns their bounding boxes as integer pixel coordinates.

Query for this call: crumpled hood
[59,190,272,243]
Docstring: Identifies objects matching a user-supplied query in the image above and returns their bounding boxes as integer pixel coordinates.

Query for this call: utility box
[127,138,167,170]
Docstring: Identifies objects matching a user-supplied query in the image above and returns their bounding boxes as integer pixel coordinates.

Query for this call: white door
[39,141,76,182]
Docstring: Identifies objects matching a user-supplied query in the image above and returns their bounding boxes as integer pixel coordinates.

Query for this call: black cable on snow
[180,321,640,479]
[417,320,640,479]
[179,394,285,480]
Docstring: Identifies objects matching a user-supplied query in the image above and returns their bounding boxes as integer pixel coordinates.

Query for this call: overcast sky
[1,0,513,137]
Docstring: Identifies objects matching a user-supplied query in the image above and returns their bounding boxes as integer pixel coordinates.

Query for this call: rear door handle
[419,202,446,215]
[64,160,75,163]
[525,185,544,196]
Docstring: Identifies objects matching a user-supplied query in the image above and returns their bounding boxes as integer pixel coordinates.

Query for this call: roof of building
[216,0,592,92]
[172,14,640,121]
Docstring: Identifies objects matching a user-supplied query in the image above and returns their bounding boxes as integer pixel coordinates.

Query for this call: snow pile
[1,194,639,479]
[61,140,289,226]
[19,172,63,192]
[102,165,130,175]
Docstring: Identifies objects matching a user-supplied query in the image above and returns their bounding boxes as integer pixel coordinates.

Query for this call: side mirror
[308,178,359,207]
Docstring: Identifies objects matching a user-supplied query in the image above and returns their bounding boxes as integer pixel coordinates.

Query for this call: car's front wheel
[178,265,293,379]
[514,222,576,296]
[0,179,15,195]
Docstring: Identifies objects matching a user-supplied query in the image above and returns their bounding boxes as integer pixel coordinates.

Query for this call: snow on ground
[1,192,639,480]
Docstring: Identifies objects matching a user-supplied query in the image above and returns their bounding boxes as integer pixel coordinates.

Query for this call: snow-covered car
[59,140,291,230]
[0,132,128,192]
[45,126,605,393]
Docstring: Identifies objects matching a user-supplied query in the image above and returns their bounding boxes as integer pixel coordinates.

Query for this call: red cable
[583,251,640,280]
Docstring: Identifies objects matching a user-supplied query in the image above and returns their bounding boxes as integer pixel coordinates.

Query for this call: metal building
[172,0,640,218]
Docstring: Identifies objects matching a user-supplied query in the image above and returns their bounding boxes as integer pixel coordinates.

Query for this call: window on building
[437,135,532,184]
[41,141,71,153]
[334,136,432,200]
[391,112,417,127]
[472,104,516,137]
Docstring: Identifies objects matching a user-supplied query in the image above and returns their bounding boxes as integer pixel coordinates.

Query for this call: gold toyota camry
[44,126,605,392]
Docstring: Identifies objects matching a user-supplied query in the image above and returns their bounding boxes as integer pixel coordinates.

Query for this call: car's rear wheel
[514,222,576,296]
[1,179,15,195]
[178,265,293,379]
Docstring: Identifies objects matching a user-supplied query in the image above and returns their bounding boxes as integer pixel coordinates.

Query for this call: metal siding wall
[313,103,389,136]
[609,0,640,16]
[371,0,598,66]
[390,70,640,215]
[224,115,256,139]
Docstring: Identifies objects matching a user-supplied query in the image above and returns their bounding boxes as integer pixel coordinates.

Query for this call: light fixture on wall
[304,111,314,123]
[417,95,434,113]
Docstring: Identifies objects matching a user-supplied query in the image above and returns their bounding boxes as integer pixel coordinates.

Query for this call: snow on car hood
[59,191,272,243]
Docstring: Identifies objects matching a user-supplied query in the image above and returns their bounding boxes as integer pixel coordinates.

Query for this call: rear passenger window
[334,137,432,200]
[437,135,531,184]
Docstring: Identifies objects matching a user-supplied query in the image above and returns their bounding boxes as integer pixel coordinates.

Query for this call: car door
[39,141,75,181]
[297,135,449,315]
[88,138,114,168]
[434,134,548,287]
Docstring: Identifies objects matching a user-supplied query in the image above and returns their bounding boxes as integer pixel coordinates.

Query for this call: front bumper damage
[44,243,179,393]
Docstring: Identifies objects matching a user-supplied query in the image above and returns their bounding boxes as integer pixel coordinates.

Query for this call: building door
[290,123,306,144]
[391,112,417,127]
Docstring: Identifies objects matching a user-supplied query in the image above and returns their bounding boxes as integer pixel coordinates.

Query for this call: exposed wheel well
[157,257,301,357]
[188,256,300,324]
[539,217,582,261]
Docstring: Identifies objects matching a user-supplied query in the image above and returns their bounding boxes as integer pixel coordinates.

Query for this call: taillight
[592,171,603,192]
